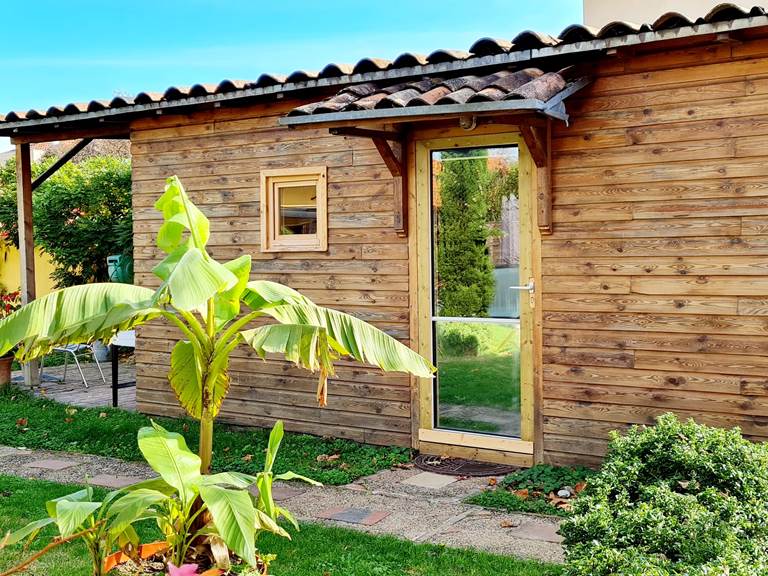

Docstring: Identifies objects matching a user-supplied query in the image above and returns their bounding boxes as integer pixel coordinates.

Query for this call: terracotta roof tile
[3,3,767,127]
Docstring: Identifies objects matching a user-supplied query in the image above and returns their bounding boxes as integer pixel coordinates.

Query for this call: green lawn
[0,386,409,485]
[0,475,562,576]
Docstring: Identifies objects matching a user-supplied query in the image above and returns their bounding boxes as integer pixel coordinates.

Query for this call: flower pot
[0,355,12,386]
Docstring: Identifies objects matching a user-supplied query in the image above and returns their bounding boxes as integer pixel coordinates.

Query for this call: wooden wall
[543,32,768,466]
[129,100,413,446]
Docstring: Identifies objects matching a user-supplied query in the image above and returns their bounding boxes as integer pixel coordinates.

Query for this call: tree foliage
[0,156,132,287]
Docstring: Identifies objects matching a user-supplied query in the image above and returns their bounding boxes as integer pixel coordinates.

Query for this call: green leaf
[154,176,210,253]
[255,473,275,520]
[46,488,93,519]
[1,518,55,548]
[55,500,101,537]
[198,472,256,489]
[255,508,290,539]
[106,488,168,537]
[265,420,284,474]
[153,247,237,311]
[214,255,252,328]
[0,283,159,361]
[137,423,201,505]
[169,341,203,419]
[273,471,322,486]
[275,505,299,531]
[198,484,257,567]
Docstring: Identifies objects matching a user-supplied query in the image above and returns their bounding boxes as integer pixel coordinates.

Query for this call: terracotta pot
[0,355,12,386]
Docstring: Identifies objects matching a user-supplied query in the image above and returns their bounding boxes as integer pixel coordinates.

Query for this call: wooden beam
[371,137,407,237]
[10,124,129,144]
[329,127,402,141]
[32,138,92,190]
[519,123,547,168]
[15,143,40,386]
[536,119,553,235]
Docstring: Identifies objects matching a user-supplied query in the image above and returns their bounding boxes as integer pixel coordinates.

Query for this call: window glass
[278,184,318,236]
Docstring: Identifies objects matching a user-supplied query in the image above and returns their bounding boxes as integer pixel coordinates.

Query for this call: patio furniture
[110,330,136,407]
[41,344,106,388]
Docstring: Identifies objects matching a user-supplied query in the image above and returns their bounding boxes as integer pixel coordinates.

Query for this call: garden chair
[40,344,106,389]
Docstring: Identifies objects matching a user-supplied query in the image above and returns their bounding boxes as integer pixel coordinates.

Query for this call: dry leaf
[500,520,519,528]
[99,412,107,418]
[488,478,498,487]
[574,482,587,494]
[223,447,230,452]
[65,407,78,416]
[513,489,529,500]
[182,423,189,432]
[15,418,27,427]
[317,453,341,463]
[64,417,74,424]
[678,480,690,489]
[242,454,253,462]
[393,462,414,470]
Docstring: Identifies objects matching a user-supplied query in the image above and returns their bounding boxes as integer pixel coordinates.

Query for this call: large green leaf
[240,323,335,405]
[55,500,101,537]
[137,423,201,504]
[169,340,203,418]
[154,176,210,253]
[1,518,55,548]
[214,255,252,328]
[106,488,168,537]
[0,283,159,361]
[45,488,93,518]
[198,484,257,567]
[242,281,435,399]
[265,420,284,474]
[153,247,237,311]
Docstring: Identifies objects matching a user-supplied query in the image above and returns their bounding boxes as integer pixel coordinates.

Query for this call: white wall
[584,0,718,27]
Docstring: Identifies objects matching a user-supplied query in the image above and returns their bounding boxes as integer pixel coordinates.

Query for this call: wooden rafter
[520,119,552,235]
[329,128,408,237]
[32,138,93,190]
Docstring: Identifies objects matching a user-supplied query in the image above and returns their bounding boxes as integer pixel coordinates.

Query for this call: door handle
[509,280,535,293]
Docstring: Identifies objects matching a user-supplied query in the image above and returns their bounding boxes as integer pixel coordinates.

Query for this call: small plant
[440,330,479,357]
[0,484,155,576]
[501,464,594,495]
[560,413,768,576]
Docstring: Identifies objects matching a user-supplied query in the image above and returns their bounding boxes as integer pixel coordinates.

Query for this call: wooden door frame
[407,124,543,467]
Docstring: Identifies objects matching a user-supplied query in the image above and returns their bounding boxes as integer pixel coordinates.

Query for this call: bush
[440,330,479,357]
[560,413,768,576]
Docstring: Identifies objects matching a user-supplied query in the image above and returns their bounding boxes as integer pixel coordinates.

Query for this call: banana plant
[0,176,435,473]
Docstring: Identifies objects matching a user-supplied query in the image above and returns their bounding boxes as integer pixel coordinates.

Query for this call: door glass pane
[431,146,521,437]
[278,184,317,235]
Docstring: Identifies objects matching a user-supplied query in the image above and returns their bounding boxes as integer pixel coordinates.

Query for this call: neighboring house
[1,3,767,468]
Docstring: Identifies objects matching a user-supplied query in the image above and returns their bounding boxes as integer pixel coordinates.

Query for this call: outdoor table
[110,330,136,407]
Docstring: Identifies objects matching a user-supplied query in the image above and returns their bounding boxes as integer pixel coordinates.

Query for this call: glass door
[430,145,525,438]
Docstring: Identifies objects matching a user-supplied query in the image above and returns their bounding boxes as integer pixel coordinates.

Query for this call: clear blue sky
[0,0,583,151]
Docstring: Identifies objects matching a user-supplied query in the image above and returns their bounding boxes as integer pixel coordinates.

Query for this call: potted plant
[0,289,20,385]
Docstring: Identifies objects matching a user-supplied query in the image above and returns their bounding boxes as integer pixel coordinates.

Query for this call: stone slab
[506,520,563,543]
[0,447,30,458]
[23,458,79,471]
[316,507,390,526]
[89,474,143,489]
[401,471,457,489]
[248,483,308,502]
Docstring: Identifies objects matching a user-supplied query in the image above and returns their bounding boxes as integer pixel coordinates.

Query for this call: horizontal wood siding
[129,100,411,446]
[543,36,768,466]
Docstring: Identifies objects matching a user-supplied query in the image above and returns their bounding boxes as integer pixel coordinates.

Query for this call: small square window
[260,167,327,252]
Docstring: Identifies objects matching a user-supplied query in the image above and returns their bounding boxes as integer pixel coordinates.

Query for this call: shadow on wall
[0,245,57,295]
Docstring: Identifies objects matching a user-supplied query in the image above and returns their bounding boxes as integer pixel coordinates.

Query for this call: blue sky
[1,0,583,151]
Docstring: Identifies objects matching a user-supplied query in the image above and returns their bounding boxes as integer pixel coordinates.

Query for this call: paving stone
[316,506,390,526]
[247,483,308,502]
[507,520,563,543]
[89,474,143,489]
[0,447,30,458]
[401,471,457,489]
[23,458,80,471]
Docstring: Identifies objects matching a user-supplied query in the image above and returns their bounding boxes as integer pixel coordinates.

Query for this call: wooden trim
[329,127,402,141]
[418,428,534,454]
[520,120,552,235]
[11,124,129,144]
[411,127,538,462]
[259,166,328,252]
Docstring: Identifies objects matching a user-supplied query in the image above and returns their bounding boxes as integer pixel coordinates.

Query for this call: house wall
[128,100,413,446]
[544,32,768,466]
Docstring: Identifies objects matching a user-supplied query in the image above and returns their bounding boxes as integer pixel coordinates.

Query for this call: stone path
[0,445,563,564]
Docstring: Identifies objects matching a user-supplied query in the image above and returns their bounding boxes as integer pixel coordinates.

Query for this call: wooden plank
[542,346,634,368]
[543,293,738,315]
[631,276,768,296]
[541,236,768,258]
[542,276,630,294]
[544,255,768,276]
[552,218,741,239]
[634,350,768,377]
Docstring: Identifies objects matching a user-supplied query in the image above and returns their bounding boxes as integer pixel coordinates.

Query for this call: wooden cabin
[4,3,768,467]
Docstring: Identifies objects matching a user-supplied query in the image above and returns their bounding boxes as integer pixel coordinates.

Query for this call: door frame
[408,124,542,466]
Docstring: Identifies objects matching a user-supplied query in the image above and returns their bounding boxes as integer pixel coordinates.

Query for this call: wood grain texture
[129,100,410,447]
[543,37,768,466]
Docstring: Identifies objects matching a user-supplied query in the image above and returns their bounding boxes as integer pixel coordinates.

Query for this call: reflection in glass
[431,146,521,437]
[278,184,317,235]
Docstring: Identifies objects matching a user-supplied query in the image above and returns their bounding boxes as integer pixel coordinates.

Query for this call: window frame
[260,166,328,252]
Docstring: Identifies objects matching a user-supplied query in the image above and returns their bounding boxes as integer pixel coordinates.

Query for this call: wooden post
[15,143,40,386]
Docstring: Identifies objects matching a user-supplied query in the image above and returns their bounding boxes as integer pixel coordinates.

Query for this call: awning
[280,68,589,127]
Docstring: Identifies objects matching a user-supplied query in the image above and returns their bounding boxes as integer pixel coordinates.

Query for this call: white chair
[40,344,106,388]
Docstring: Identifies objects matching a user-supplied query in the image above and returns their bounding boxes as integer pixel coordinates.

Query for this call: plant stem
[199,413,214,474]
[0,525,100,576]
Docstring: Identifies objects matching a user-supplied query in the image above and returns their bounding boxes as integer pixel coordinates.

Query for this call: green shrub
[502,464,595,494]
[440,330,479,357]
[560,413,768,576]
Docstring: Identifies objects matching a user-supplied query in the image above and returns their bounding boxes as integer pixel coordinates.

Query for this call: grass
[0,475,562,576]
[467,464,596,517]
[0,386,409,485]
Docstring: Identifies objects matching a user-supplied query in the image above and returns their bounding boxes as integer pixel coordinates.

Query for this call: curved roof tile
[392,52,429,68]
[598,21,652,38]
[652,11,695,29]
[511,30,560,50]
[352,58,391,74]
[426,49,471,64]
[253,74,287,88]
[705,2,753,22]
[468,37,514,56]
[557,23,599,43]
[319,63,355,78]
